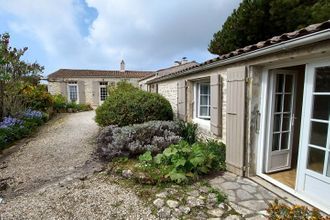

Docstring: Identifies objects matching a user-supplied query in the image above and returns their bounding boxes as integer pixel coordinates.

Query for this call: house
[48,60,154,107]
[139,59,198,113]
[145,20,330,213]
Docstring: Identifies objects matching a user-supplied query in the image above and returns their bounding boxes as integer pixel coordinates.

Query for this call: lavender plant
[23,108,43,119]
[0,116,23,129]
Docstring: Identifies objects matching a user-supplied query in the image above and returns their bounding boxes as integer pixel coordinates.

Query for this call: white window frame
[99,82,108,103]
[196,82,211,120]
[67,81,79,103]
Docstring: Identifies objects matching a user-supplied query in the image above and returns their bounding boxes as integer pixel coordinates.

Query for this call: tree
[0,33,44,118]
[208,0,330,55]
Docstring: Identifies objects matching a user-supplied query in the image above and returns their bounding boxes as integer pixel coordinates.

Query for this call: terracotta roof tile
[48,69,154,79]
[148,20,330,84]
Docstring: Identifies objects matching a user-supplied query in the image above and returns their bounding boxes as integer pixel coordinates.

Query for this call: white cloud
[0,0,240,74]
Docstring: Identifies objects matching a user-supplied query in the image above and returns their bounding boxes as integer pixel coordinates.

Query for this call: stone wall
[158,81,178,115]
[48,77,140,106]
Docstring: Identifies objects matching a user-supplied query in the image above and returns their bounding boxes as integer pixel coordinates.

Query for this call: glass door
[297,61,330,211]
[266,70,296,173]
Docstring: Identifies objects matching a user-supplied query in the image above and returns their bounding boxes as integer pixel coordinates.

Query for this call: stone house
[48,60,154,107]
[145,21,330,213]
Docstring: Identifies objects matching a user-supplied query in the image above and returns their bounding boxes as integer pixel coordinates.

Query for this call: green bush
[138,140,226,184]
[267,199,327,220]
[52,94,92,112]
[178,120,198,144]
[23,85,54,112]
[95,81,173,126]
[53,94,67,111]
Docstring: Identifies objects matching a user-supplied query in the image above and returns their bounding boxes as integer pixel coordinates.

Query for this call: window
[68,82,78,102]
[100,82,108,101]
[197,82,211,119]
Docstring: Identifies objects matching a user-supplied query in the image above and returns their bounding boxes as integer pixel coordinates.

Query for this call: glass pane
[285,74,293,92]
[327,154,330,177]
[307,147,325,174]
[315,67,330,92]
[200,84,209,95]
[200,95,208,105]
[282,114,290,131]
[272,133,280,151]
[273,114,281,132]
[312,95,330,121]
[276,74,284,92]
[274,95,283,113]
[281,132,289,149]
[309,121,328,148]
[283,94,292,112]
[200,107,209,117]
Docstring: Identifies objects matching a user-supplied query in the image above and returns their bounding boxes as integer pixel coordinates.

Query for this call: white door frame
[99,82,108,105]
[256,56,330,214]
[265,70,297,173]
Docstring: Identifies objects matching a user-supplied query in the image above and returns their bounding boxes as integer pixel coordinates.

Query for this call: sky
[0,0,240,77]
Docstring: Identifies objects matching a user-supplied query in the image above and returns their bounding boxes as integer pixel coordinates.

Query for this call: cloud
[0,0,240,74]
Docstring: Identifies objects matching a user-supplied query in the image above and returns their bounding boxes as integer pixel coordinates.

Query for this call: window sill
[193,118,210,131]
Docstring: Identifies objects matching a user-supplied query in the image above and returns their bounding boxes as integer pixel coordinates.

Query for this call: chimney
[120,60,125,72]
[181,57,188,64]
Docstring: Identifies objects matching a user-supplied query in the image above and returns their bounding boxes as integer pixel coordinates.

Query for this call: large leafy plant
[139,140,226,184]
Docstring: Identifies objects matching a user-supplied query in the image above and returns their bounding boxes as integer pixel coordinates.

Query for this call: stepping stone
[207,208,224,217]
[236,189,254,201]
[167,199,179,208]
[153,198,165,208]
[179,206,191,214]
[156,191,168,198]
[229,202,254,216]
[241,184,257,194]
[158,207,171,218]
[224,215,241,220]
[199,186,210,193]
[187,190,200,197]
[221,182,240,190]
[186,196,204,208]
[238,200,268,211]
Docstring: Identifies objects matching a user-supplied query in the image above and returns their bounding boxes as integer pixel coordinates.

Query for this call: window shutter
[210,74,221,137]
[92,81,99,106]
[78,81,86,104]
[60,82,68,101]
[177,80,187,120]
[226,66,246,176]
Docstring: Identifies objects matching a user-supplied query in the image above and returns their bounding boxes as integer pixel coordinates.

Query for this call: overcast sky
[0,0,240,76]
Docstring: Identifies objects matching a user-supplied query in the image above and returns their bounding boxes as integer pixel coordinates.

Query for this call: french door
[266,70,297,173]
[297,61,330,210]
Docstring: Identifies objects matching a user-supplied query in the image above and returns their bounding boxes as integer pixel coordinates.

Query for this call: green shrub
[23,85,54,111]
[267,199,327,220]
[178,120,198,144]
[95,81,173,127]
[53,94,67,111]
[52,94,92,112]
[138,140,226,184]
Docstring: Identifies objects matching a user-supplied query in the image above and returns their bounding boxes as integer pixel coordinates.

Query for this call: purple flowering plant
[0,116,23,129]
[23,109,43,119]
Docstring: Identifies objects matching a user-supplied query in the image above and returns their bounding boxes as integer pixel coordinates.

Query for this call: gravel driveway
[0,111,155,219]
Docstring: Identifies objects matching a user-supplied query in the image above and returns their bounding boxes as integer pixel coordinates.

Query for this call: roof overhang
[148,29,330,84]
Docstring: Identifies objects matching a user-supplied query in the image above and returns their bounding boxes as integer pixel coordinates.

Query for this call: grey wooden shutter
[226,66,246,176]
[92,81,99,106]
[210,74,221,137]
[177,80,187,120]
[78,81,86,104]
[60,82,68,101]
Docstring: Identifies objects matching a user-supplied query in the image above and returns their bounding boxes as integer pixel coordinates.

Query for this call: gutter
[149,29,330,84]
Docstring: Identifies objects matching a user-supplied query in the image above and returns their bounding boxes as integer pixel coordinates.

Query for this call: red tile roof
[148,20,330,84]
[48,69,155,80]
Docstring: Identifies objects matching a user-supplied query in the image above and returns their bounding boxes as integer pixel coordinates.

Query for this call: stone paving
[208,172,283,219]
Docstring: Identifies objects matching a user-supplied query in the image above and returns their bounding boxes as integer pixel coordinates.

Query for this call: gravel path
[0,111,156,219]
